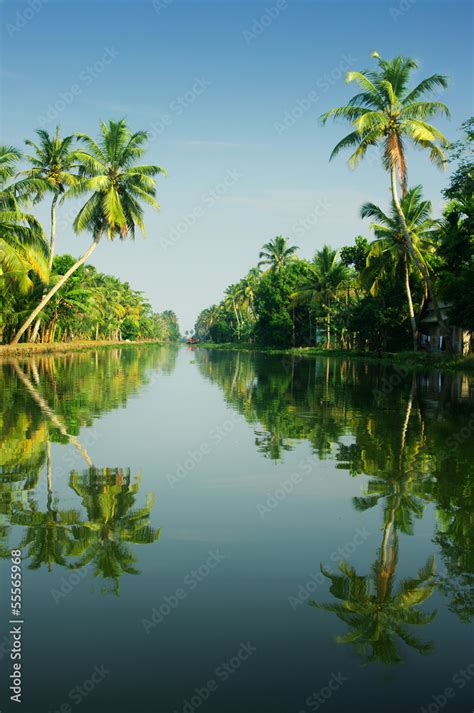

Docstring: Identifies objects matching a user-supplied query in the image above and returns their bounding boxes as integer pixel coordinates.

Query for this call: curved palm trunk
[30,194,60,343]
[403,253,418,351]
[10,233,101,345]
[390,167,450,350]
[12,361,93,465]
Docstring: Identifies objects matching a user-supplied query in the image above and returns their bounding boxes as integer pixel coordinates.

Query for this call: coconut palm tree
[321,52,450,337]
[361,185,439,350]
[19,127,79,266]
[11,119,165,344]
[225,284,242,335]
[16,128,81,341]
[292,245,349,348]
[0,146,49,296]
[258,235,298,273]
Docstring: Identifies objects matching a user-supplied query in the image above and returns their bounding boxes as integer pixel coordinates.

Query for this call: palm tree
[16,128,81,341]
[19,127,79,267]
[292,245,349,348]
[258,235,298,273]
[321,52,450,337]
[0,146,49,296]
[11,119,165,344]
[361,186,439,350]
[225,284,242,335]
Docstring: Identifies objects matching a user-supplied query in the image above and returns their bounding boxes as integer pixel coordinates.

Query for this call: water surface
[0,346,473,712]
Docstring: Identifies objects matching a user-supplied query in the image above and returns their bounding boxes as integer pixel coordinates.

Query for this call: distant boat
[186,337,200,344]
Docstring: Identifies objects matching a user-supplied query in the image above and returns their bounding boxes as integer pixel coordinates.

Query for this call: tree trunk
[390,166,450,348]
[49,194,58,268]
[403,252,418,351]
[30,195,60,343]
[10,233,101,344]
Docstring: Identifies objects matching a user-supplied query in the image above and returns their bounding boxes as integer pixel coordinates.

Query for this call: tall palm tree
[292,245,349,348]
[11,119,165,344]
[258,235,298,273]
[19,127,79,266]
[321,52,450,336]
[0,146,49,296]
[362,185,439,350]
[17,128,81,342]
[225,284,242,335]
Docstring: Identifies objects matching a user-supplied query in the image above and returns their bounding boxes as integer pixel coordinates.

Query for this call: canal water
[0,346,472,712]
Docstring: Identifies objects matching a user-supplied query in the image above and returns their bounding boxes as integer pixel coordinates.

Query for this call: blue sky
[1,0,472,330]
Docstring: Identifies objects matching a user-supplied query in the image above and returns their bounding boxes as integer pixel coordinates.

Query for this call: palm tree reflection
[311,384,437,664]
[68,468,160,594]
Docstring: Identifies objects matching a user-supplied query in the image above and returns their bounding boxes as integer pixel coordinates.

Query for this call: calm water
[0,346,473,713]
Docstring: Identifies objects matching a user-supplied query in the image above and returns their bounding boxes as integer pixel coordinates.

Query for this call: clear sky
[1,0,472,331]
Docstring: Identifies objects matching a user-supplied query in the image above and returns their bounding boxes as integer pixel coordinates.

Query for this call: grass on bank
[0,339,172,359]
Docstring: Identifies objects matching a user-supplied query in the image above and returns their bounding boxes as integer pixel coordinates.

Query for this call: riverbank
[195,343,474,373]
[0,339,172,359]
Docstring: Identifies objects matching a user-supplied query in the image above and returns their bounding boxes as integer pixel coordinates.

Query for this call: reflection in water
[195,348,474,659]
[0,346,177,590]
[310,380,437,665]
[69,468,160,594]
[1,343,473,663]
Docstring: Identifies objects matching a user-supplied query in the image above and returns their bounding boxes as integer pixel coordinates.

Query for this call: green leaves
[322,51,451,185]
[67,119,164,242]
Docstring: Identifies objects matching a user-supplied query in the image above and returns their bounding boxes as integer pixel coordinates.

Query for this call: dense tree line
[0,119,180,344]
[195,55,473,352]
[1,253,179,343]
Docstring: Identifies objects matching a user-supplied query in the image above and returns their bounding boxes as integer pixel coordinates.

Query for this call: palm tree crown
[71,119,165,239]
[321,51,449,194]
[258,235,298,272]
[0,146,49,293]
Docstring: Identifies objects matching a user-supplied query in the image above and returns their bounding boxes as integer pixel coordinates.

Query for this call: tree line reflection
[1,346,472,664]
[0,347,177,592]
[195,349,474,663]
